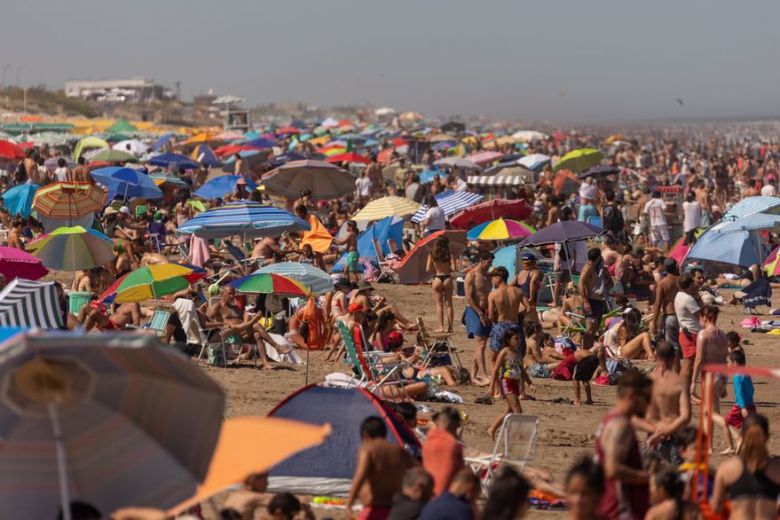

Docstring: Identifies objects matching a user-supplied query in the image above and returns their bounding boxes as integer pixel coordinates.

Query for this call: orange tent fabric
[300,215,332,253]
[169,417,330,514]
[396,230,468,284]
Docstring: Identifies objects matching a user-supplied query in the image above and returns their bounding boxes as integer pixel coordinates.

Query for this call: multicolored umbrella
[1,183,39,217]
[253,262,333,294]
[32,182,107,219]
[764,244,780,276]
[466,218,536,241]
[113,264,206,303]
[553,148,603,173]
[27,226,115,271]
[0,332,224,517]
[0,246,48,281]
[352,196,421,221]
[229,273,311,296]
[178,202,310,239]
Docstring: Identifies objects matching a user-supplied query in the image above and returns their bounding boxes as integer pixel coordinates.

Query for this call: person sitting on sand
[79,301,142,331]
[389,331,458,386]
[221,472,270,520]
[523,322,564,379]
[602,307,656,361]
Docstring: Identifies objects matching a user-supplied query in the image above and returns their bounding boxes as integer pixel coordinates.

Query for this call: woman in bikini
[370,311,398,353]
[426,236,456,333]
[487,326,528,440]
[602,307,656,361]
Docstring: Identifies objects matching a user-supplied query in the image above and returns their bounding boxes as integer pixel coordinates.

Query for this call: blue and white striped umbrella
[411,191,484,224]
[177,202,310,239]
[253,262,334,295]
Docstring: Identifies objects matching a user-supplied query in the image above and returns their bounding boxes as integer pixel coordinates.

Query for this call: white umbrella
[511,130,548,143]
[434,157,481,170]
[518,153,551,171]
[112,139,149,156]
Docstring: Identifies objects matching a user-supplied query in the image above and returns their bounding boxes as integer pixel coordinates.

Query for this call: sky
[3,0,780,122]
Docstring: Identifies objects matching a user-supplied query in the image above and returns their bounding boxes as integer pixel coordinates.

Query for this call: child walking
[488,326,528,440]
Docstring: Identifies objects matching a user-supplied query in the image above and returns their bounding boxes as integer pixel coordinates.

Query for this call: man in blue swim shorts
[462,251,493,386]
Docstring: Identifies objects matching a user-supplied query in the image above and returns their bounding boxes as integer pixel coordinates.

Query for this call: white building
[64,78,171,103]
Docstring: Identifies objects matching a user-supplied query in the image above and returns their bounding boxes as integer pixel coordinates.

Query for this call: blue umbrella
[147,152,198,170]
[222,150,262,166]
[687,228,768,268]
[709,213,780,233]
[194,175,258,200]
[91,167,164,200]
[151,132,175,152]
[418,169,448,185]
[1,184,38,217]
[178,202,310,239]
[192,144,221,167]
[269,152,307,168]
[253,262,333,294]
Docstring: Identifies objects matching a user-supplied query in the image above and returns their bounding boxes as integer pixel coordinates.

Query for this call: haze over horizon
[4,0,780,123]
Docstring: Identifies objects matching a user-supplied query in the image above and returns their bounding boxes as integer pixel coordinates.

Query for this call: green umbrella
[553,148,603,173]
[90,149,138,163]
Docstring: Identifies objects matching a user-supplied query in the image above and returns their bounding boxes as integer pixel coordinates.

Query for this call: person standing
[690,305,728,410]
[355,170,373,206]
[426,237,455,333]
[463,252,493,386]
[487,266,527,374]
[366,156,384,196]
[595,372,652,520]
[579,248,612,351]
[335,220,360,283]
[419,196,445,236]
[681,192,702,245]
[405,174,423,203]
[643,190,669,250]
[652,258,680,368]
[347,417,417,520]
[422,407,464,497]
[674,272,701,391]
[23,149,41,185]
[511,253,542,325]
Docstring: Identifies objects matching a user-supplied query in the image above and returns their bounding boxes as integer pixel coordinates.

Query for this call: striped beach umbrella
[113,264,206,303]
[0,279,62,328]
[253,262,334,295]
[27,226,115,271]
[411,190,484,224]
[178,202,310,239]
[229,273,311,297]
[352,196,421,222]
[0,332,224,517]
[32,182,107,219]
[467,218,536,241]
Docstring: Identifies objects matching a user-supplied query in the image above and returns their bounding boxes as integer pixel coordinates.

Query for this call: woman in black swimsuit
[711,413,780,519]
[426,236,456,332]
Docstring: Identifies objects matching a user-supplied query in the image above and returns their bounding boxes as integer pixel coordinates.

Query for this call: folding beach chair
[465,414,539,495]
[143,309,171,337]
[335,319,400,393]
[416,317,465,375]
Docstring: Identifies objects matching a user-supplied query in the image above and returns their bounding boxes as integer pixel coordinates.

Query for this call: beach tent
[722,196,780,220]
[0,278,63,329]
[396,230,468,284]
[105,118,137,136]
[73,136,109,160]
[332,216,403,272]
[267,385,419,496]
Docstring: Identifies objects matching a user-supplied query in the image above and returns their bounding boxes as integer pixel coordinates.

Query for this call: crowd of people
[4,120,780,520]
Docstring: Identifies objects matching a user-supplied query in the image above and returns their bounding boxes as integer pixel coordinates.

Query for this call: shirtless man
[645,341,691,465]
[347,416,417,520]
[487,266,528,372]
[510,253,542,324]
[335,220,360,283]
[207,285,282,369]
[579,248,613,351]
[252,236,285,266]
[79,301,142,331]
[7,218,24,250]
[23,150,41,185]
[71,156,92,183]
[652,258,680,370]
[463,252,493,386]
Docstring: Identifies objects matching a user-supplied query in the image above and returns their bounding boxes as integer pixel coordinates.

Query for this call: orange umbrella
[300,215,333,253]
[32,182,107,219]
[168,416,330,514]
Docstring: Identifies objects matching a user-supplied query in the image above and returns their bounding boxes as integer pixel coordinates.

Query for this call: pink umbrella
[0,246,48,281]
[466,150,504,166]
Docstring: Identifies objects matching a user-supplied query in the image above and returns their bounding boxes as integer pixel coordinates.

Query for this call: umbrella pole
[48,403,72,520]
[305,345,310,386]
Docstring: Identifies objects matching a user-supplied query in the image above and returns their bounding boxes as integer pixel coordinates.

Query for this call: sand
[201,282,780,519]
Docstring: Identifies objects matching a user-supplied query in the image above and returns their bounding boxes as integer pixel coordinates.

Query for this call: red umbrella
[377,148,395,164]
[0,246,48,281]
[450,199,533,229]
[325,152,370,165]
[213,144,261,157]
[0,140,24,160]
[390,137,407,147]
[275,126,299,135]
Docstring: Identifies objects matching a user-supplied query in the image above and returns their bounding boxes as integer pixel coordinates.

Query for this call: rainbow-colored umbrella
[113,264,206,303]
[467,218,536,241]
[32,182,107,219]
[764,245,780,276]
[27,226,114,271]
[228,273,310,297]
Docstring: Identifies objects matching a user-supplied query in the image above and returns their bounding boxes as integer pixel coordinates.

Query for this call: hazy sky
[4,0,780,122]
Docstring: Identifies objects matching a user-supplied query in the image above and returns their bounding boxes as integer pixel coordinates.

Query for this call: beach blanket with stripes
[0,279,63,329]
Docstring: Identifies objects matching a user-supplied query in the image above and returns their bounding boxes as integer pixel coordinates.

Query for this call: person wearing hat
[229,176,251,201]
[510,252,542,325]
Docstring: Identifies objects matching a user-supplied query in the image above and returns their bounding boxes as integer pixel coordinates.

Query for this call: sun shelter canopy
[0,279,63,329]
[332,216,403,272]
[410,191,484,224]
[467,175,525,187]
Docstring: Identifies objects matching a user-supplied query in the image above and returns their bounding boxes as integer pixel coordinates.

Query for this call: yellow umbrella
[308,135,331,146]
[353,195,421,221]
[168,417,330,514]
[604,134,626,146]
[182,132,217,145]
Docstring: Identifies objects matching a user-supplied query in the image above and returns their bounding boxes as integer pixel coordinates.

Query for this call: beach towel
[189,234,210,267]
[264,333,303,364]
[740,278,772,309]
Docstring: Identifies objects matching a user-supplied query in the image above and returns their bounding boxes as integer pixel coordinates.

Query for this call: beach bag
[207,345,227,367]
[606,358,632,384]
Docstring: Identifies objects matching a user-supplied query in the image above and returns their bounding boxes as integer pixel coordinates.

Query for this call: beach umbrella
[262,160,354,200]
[151,132,175,152]
[112,139,148,156]
[552,170,580,196]
[325,152,370,165]
[709,213,780,233]
[395,230,468,284]
[147,152,199,170]
[668,229,706,267]
[178,202,310,239]
[0,332,224,517]
[0,246,48,281]
[105,117,137,136]
[722,196,780,220]
[32,182,107,220]
[243,137,276,149]
[91,167,164,200]
[150,173,189,188]
[254,262,333,295]
[491,245,520,280]
[764,245,780,276]
[433,157,481,170]
[466,150,504,166]
[450,199,533,229]
[213,144,262,158]
[229,273,311,296]
[113,264,206,303]
[194,175,257,200]
[1,183,39,217]
[27,226,114,271]
[89,149,137,163]
[191,144,221,167]
[73,136,109,160]
[511,130,548,143]
[352,196,421,221]
[0,279,61,328]
[604,134,625,146]
[181,132,216,145]
[553,148,603,173]
[214,130,246,141]
[578,165,620,179]
[169,416,330,514]
[467,218,536,241]
[411,191,484,223]
[518,221,604,247]
[0,139,24,160]
[517,153,551,171]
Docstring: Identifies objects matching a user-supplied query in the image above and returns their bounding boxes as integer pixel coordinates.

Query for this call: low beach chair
[335,320,400,393]
[416,317,464,373]
[143,309,171,338]
[465,414,539,495]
